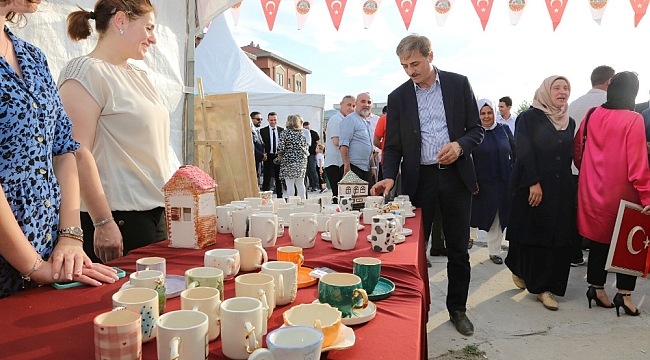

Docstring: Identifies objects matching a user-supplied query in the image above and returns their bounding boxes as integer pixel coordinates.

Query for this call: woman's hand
[641,205,650,215]
[528,183,543,207]
[50,237,92,281]
[94,222,124,263]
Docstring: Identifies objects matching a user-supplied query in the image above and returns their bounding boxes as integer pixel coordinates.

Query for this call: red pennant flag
[545,0,569,31]
[395,0,417,30]
[630,0,649,27]
[325,0,347,30]
[470,0,494,31]
[261,0,281,30]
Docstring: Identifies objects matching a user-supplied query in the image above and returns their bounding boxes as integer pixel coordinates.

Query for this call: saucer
[119,275,186,299]
[367,277,395,301]
[366,234,405,244]
[313,300,377,326]
[404,213,416,218]
[321,232,331,241]
[297,267,318,288]
[281,324,355,351]
[400,228,413,237]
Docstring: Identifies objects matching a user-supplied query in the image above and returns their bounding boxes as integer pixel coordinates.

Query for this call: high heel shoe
[586,286,614,309]
[612,293,640,317]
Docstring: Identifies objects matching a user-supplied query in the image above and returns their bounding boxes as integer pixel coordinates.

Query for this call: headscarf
[532,75,571,130]
[602,71,639,111]
[477,98,497,130]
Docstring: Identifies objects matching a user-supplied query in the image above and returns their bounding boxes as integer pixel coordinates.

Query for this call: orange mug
[276,246,304,268]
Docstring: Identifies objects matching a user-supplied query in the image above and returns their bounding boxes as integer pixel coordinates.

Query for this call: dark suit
[635,101,649,114]
[383,70,484,311]
[260,126,284,197]
[252,128,265,178]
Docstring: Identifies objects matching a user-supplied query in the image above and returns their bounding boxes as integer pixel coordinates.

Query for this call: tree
[515,100,531,115]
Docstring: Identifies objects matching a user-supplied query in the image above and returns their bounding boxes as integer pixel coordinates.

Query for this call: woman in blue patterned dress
[0,0,118,298]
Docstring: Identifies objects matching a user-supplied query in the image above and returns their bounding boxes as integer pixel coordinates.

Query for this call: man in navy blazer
[372,34,483,336]
[260,112,284,198]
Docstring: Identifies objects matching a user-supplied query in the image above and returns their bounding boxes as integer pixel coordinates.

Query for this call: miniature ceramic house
[163,165,218,249]
[337,171,368,211]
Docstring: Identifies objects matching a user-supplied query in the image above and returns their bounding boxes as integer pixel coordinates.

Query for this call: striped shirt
[415,71,450,165]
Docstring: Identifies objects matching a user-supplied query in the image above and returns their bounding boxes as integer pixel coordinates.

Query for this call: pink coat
[575,107,650,244]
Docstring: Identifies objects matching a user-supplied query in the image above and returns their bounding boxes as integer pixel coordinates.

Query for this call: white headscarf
[477,98,497,130]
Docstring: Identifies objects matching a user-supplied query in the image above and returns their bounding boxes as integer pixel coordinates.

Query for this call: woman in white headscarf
[469,99,515,264]
[505,76,576,311]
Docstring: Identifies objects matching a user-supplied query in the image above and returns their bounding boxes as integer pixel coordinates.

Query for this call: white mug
[216,205,236,234]
[250,213,278,248]
[112,288,159,343]
[365,195,385,209]
[122,269,166,313]
[204,248,241,280]
[220,297,264,360]
[257,204,274,213]
[248,326,323,360]
[327,212,358,250]
[370,215,397,253]
[316,214,330,232]
[231,209,254,239]
[156,310,209,360]
[303,203,321,214]
[235,273,275,326]
[135,256,166,278]
[244,197,264,207]
[286,196,301,205]
[322,204,340,215]
[289,212,318,249]
[261,261,298,306]
[234,237,268,272]
[180,287,221,342]
[362,207,381,225]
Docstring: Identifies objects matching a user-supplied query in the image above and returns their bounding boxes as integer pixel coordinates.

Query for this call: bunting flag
[261,0,281,30]
[630,0,649,27]
[395,0,418,30]
[361,0,382,29]
[471,0,494,31]
[230,1,242,26]
[545,0,569,31]
[325,0,348,30]
[589,0,608,25]
[508,0,526,25]
[295,0,312,29]
[433,0,453,26]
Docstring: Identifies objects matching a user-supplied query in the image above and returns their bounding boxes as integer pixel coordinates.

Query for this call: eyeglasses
[253,118,263,121]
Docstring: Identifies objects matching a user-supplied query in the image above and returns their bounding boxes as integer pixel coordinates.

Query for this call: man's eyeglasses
[253,118,263,121]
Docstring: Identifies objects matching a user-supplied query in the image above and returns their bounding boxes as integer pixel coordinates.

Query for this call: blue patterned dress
[0,27,80,298]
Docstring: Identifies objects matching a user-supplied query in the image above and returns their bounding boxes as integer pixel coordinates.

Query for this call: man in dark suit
[635,91,649,114]
[250,111,265,183]
[372,34,484,336]
[260,112,284,198]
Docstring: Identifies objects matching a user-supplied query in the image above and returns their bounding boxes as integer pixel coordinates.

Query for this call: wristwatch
[58,226,84,238]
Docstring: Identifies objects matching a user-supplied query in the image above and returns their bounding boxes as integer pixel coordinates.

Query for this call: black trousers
[570,175,585,262]
[262,155,282,197]
[414,164,471,311]
[324,165,342,202]
[429,202,446,250]
[81,207,165,264]
[586,239,636,291]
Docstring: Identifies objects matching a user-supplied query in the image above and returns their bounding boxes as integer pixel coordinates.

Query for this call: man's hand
[371,179,394,196]
[94,221,124,263]
[528,183,543,207]
[343,164,351,175]
[263,153,267,162]
[437,142,463,165]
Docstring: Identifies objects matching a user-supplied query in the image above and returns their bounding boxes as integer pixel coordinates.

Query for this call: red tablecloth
[0,211,429,360]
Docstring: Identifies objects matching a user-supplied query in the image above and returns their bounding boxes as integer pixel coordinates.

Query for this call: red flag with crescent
[606,200,650,278]
[395,0,417,30]
[545,0,568,31]
[325,0,348,30]
[261,0,281,30]
[470,0,494,31]
[630,0,649,27]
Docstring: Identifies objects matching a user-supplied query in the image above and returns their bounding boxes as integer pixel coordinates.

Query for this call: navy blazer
[383,70,484,195]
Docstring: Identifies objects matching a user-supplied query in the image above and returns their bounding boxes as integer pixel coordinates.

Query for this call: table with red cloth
[0,211,429,360]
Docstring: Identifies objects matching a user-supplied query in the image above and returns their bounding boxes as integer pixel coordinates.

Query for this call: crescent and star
[330,0,342,15]
[265,0,276,15]
[626,226,650,255]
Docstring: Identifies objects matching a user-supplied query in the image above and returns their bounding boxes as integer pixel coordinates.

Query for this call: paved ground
[426,233,650,360]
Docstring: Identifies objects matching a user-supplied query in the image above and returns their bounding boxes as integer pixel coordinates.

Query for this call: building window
[274,65,285,87]
[295,80,302,92]
[294,74,303,92]
[171,207,192,222]
[288,78,291,89]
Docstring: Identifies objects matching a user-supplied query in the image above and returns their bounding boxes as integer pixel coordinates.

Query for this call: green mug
[185,267,225,301]
[318,273,368,318]
[352,257,381,294]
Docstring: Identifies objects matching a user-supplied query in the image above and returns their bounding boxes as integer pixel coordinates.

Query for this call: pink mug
[94,308,143,360]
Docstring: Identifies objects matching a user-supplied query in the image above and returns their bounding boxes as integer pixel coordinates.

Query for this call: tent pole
[184,0,197,165]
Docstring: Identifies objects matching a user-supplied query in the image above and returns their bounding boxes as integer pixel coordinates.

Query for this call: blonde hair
[286,114,303,130]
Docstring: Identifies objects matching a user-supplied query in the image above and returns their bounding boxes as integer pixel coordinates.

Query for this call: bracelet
[93,217,114,228]
[21,256,43,288]
[58,233,84,243]
[371,166,377,170]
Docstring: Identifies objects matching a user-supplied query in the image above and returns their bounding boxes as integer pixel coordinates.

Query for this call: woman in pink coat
[575,71,650,316]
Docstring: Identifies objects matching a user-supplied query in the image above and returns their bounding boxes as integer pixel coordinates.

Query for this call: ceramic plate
[313,300,377,326]
[367,277,395,301]
[297,267,318,288]
[400,228,413,237]
[281,324,355,351]
[366,234,405,244]
[321,232,331,241]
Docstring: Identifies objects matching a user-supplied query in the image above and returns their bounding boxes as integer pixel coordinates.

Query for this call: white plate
[120,275,186,299]
[321,232,331,241]
[400,228,413,237]
[366,234,405,244]
[313,300,377,326]
[281,324,355,351]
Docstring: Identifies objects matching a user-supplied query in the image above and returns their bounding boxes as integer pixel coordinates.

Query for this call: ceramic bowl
[283,303,342,348]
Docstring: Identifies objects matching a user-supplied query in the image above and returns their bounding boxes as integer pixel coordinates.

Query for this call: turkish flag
[261,0,281,31]
[545,0,569,31]
[630,0,649,27]
[395,0,418,30]
[325,0,348,30]
[470,0,494,31]
[606,200,650,278]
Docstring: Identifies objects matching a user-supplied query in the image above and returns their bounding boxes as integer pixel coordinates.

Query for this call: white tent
[195,15,325,134]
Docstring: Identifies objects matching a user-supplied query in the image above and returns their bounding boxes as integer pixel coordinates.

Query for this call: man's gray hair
[396,34,432,59]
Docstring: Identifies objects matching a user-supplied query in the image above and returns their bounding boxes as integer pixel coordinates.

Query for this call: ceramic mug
[362,207,381,225]
[230,201,251,209]
[220,297,264,360]
[276,246,304,268]
[289,212,318,249]
[282,303,341,348]
[353,257,382,293]
[135,256,166,278]
[231,209,254,239]
[303,203,321,214]
[250,213,278,248]
[94,308,142,360]
[316,214,330,232]
[365,195,385,209]
[235,273,275,328]
[395,195,410,202]
[123,269,166,313]
[204,248,241,280]
[234,237,268,272]
[326,212,358,250]
[370,215,397,253]
[338,195,354,211]
[318,273,368,318]
[112,287,159,342]
[276,217,285,237]
[248,326,323,360]
[261,261,298,306]
[180,287,221,342]
[286,196,301,205]
[322,204,340,215]
[184,267,225,301]
[156,310,209,360]
[244,197,264,207]
[216,205,236,234]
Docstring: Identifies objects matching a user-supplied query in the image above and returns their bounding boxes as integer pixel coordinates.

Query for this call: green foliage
[462,345,486,356]
[515,100,531,115]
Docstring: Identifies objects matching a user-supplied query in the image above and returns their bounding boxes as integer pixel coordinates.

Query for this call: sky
[225,1,649,112]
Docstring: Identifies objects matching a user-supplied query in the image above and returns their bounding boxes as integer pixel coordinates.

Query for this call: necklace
[0,34,9,59]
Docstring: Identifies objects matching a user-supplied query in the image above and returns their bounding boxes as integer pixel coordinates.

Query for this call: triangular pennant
[470,0,494,31]
[395,0,418,30]
[545,0,569,31]
[433,0,453,26]
[589,0,608,25]
[508,0,526,25]
[630,0,649,27]
[261,0,281,30]
[325,0,348,30]
[230,1,243,26]
[295,0,312,30]
[361,0,382,29]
